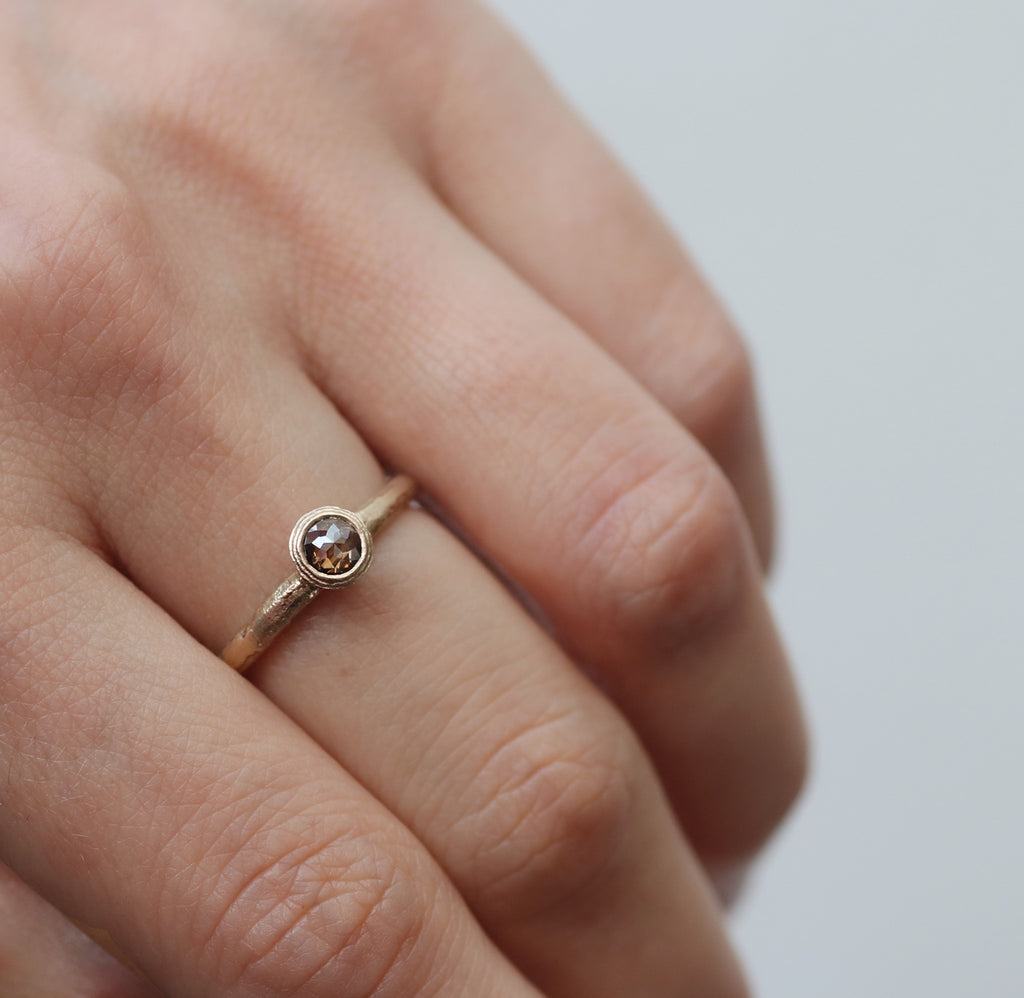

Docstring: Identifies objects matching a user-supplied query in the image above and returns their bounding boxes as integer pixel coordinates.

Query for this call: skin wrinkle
[449,702,587,824]
[205,820,428,997]
[519,407,746,654]
[556,421,689,569]
[452,707,633,901]
[603,469,749,657]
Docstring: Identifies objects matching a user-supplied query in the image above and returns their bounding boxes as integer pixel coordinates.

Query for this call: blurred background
[490,1,1023,994]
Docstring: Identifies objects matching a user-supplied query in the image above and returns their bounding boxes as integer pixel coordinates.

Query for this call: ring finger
[288,161,807,868]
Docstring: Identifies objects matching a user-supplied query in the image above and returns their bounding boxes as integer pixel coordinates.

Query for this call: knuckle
[685,322,758,457]
[702,752,809,865]
[0,147,171,410]
[0,143,213,477]
[649,277,757,455]
[202,822,430,997]
[687,696,809,861]
[741,724,810,858]
[6,160,136,321]
[575,451,750,656]
[466,712,637,918]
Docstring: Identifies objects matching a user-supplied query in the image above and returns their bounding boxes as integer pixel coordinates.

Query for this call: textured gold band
[220,475,416,673]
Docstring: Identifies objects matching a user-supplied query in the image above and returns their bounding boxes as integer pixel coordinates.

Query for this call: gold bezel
[289,506,374,590]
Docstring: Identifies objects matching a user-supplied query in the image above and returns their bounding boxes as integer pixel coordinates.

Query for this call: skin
[0,1,807,995]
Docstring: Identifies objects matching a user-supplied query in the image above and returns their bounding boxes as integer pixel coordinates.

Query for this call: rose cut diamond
[302,516,362,575]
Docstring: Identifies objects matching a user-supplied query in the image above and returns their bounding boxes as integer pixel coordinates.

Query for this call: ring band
[220,474,416,672]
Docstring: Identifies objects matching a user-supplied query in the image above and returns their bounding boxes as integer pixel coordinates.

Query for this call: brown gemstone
[302,516,362,575]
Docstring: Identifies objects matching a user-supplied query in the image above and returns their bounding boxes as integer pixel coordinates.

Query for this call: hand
[0,1,807,995]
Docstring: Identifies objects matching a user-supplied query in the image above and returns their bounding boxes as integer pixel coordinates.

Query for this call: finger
[249,526,749,995]
[288,170,807,866]
[0,539,534,998]
[80,311,749,993]
[0,862,159,998]
[420,6,776,567]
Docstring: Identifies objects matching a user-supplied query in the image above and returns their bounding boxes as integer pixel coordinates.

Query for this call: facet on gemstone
[302,516,362,575]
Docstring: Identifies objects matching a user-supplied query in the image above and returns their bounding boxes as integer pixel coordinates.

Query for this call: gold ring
[220,474,416,672]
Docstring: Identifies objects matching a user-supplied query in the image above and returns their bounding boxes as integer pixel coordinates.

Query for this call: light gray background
[489,1,1023,995]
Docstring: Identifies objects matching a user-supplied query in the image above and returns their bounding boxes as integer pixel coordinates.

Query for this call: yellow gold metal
[220,474,416,673]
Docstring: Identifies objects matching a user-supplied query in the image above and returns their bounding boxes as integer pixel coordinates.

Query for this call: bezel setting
[289,506,374,590]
